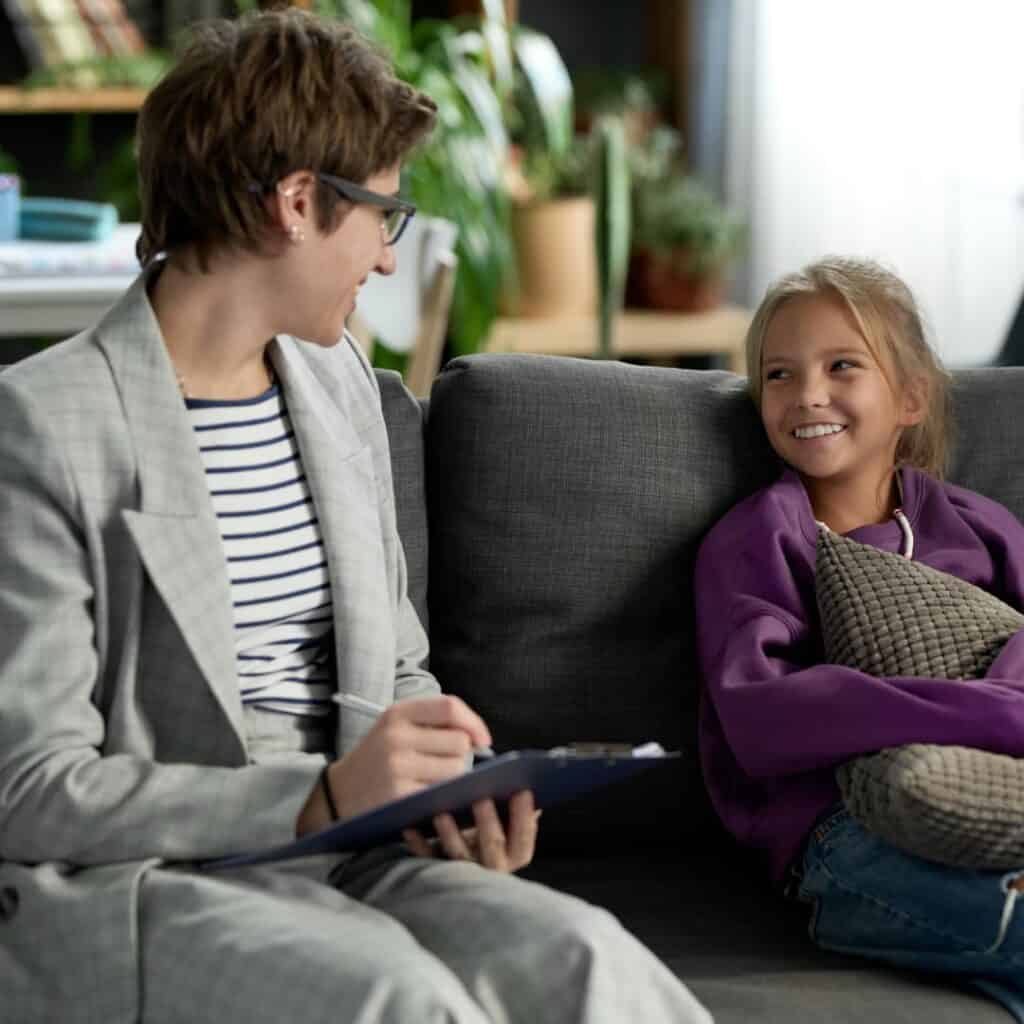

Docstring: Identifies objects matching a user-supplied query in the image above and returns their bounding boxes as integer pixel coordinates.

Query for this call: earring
[288,224,305,245]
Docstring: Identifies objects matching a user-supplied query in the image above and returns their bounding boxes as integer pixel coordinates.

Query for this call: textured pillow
[816,525,1024,869]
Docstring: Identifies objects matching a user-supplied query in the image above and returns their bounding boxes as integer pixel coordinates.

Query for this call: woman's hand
[296,695,491,836]
[401,790,540,873]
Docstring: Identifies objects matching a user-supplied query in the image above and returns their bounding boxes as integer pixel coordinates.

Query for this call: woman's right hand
[296,695,491,835]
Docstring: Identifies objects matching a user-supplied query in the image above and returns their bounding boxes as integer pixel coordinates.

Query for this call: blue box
[0,175,19,242]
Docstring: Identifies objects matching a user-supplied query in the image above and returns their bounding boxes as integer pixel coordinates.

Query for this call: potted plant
[504,132,598,318]
[628,127,745,312]
[572,68,664,146]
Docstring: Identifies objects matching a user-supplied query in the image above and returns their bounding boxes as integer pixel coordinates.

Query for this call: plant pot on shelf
[505,195,598,318]
[626,246,726,313]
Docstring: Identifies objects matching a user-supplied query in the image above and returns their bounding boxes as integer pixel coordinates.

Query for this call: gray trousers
[137,707,712,1023]
[139,848,711,1023]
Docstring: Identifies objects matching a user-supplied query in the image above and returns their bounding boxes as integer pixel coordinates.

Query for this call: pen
[333,692,495,761]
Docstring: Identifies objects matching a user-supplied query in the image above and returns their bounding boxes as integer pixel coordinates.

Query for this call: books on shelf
[74,0,144,55]
[11,0,97,67]
[0,0,146,82]
[0,221,141,277]
[1,0,45,76]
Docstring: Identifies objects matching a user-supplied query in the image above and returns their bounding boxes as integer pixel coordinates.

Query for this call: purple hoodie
[695,466,1024,883]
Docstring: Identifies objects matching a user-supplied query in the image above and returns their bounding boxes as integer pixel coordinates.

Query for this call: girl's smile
[791,423,847,440]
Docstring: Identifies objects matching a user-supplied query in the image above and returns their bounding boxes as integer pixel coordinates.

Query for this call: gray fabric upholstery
[523,852,1009,1024]
[424,354,780,850]
[375,369,430,633]
[949,368,1024,519]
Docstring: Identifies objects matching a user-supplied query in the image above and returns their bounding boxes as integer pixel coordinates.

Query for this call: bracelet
[320,764,340,821]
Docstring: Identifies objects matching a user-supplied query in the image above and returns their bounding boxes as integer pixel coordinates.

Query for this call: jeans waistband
[809,803,848,846]
[784,803,847,900]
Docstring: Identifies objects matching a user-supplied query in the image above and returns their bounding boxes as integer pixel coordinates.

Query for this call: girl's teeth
[794,424,844,439]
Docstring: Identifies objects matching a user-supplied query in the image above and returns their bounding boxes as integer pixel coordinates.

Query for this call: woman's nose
[375,239,397,276]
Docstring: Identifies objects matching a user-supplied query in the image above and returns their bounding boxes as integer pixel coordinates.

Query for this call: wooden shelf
[0,87,146,113]
[486,305,752,374]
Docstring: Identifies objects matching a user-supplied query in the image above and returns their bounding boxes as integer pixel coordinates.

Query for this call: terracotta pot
[627,246,725,313]
[506,196,597,318]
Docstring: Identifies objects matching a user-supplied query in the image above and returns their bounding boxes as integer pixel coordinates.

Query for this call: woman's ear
[268,171,317,237]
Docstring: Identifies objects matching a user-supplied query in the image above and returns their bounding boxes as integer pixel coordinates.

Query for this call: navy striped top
[186,381,334,716]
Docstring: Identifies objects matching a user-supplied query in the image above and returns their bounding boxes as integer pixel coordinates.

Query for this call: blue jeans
[797,805,1024,1020]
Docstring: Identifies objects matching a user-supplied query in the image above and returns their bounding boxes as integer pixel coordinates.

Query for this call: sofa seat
[523,848,1009,1022]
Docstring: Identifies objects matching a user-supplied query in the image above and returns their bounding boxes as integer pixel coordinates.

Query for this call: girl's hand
[296,696,491,836]
[402,790,541,873]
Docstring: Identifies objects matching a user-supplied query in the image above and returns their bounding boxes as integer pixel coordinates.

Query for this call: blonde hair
[136,7,437,268]
[745,256,952,479]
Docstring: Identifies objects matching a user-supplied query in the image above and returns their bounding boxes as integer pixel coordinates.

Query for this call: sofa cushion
[949,367,1024,520]
[424,354,781,850]
[816,524,1023,680]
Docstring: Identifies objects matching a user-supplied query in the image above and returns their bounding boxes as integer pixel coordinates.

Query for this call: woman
[0,9,711,1023]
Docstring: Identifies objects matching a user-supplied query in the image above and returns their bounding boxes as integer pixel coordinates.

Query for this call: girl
[695,256,1024,1018]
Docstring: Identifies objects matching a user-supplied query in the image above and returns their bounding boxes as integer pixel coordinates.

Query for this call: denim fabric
[798,805,1024,1020]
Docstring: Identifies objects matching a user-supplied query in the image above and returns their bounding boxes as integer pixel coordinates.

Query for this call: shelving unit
[486,306,751,374]
[0,87,146,114]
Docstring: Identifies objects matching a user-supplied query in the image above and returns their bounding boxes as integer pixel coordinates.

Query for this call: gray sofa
[379,352,1024,1024]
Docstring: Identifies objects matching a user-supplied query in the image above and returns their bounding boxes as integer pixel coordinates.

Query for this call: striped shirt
[185,381,335,716]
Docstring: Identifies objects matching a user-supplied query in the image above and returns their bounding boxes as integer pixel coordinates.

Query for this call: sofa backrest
[375,369,430,631]
[946,368,1024,517]
[379,356,1024,853]
[422,355,779,850]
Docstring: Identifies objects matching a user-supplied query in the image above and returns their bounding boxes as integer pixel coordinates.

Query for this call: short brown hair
[136,7,437,267]
[745,256,953,478]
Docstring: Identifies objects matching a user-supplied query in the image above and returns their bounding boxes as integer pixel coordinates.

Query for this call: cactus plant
[593,116,631,360]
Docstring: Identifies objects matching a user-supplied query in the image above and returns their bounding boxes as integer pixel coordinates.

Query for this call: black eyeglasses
[317,172,416,245]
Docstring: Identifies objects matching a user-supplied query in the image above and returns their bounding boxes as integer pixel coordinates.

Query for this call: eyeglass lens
[383,208,409,245]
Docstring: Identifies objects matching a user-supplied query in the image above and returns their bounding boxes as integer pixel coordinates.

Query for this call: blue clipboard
[202,748,679,871]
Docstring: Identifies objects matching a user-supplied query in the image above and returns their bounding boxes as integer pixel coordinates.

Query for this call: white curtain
[727,0,1024,366]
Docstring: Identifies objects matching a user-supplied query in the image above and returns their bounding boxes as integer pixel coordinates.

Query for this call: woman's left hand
[402,789,540,873]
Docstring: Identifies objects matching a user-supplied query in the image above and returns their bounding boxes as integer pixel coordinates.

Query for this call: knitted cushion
[817,526,1023,680]
[816,526,1024,869]
[837,744,1024,870]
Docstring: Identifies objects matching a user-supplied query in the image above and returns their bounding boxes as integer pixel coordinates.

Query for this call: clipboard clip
[549,742,635,757]
[547,742,669,760]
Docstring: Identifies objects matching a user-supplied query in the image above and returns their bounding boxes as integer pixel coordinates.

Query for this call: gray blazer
[0,272,439,1022]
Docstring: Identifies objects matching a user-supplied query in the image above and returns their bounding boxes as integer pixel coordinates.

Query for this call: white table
[0,224,140,337]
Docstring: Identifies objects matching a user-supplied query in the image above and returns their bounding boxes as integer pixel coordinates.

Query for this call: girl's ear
[898,374,929,427]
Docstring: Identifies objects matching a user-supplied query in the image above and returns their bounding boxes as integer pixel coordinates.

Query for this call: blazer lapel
[95,274,243,747]
[271,340,397,726]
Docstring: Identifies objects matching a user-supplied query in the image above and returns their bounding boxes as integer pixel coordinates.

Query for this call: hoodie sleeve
[695,498,1024,783]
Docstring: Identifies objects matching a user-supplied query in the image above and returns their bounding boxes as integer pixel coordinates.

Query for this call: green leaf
[593,116,631,359]
[513,28,573,160]
[443,43,507,161]
[478,0,513,106]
